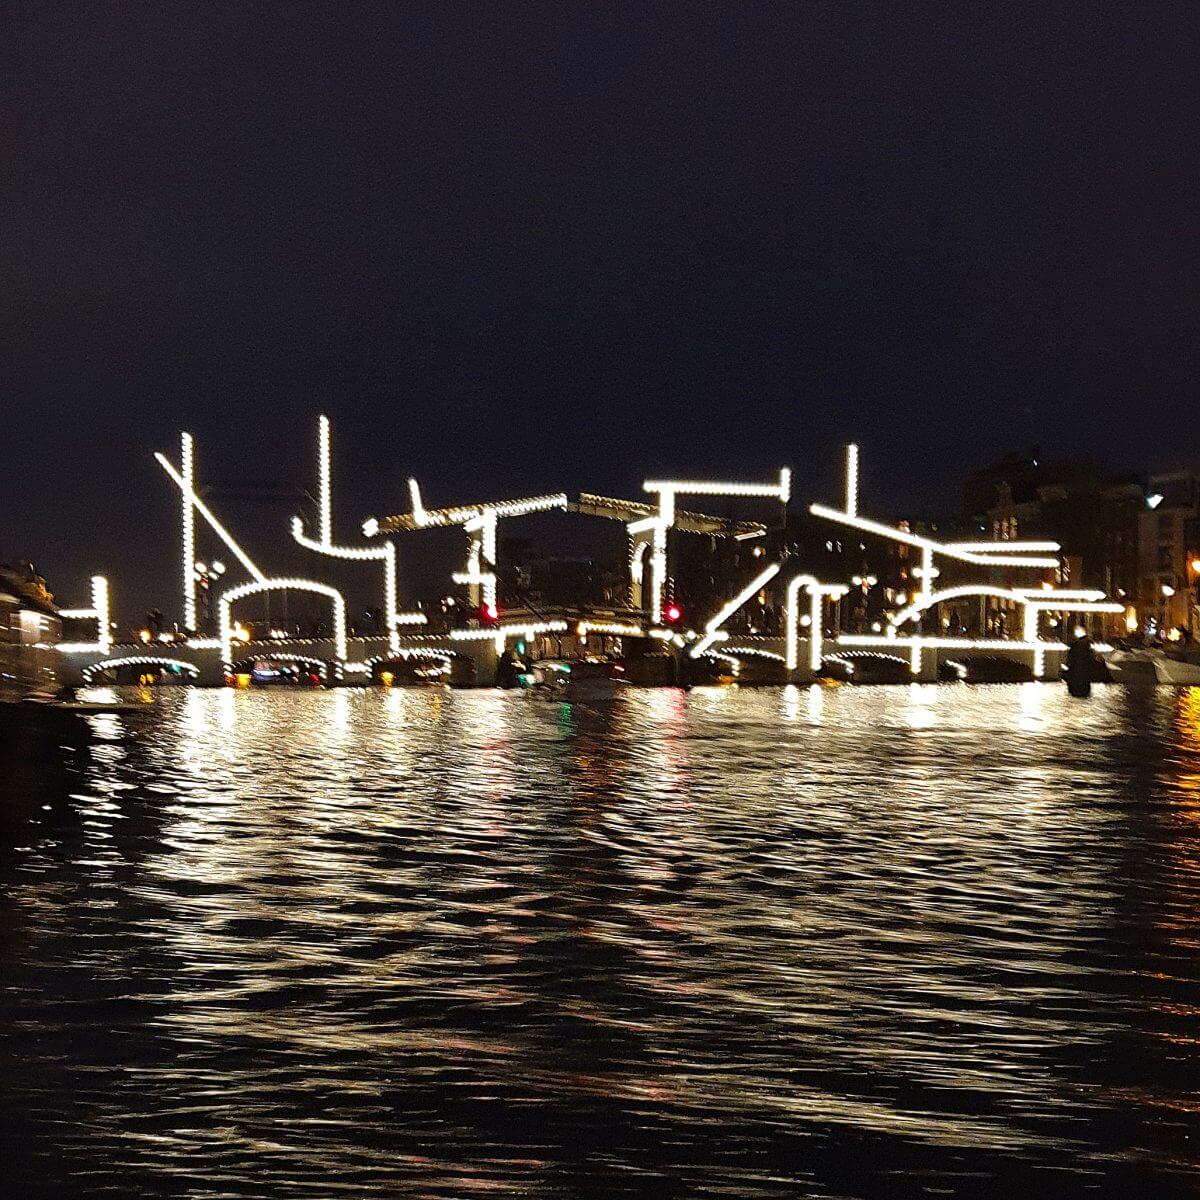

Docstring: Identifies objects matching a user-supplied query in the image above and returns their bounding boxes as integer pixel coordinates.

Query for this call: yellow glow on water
[11,684,1200,1194]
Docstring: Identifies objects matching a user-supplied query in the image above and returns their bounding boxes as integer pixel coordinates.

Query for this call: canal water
[2,684,1198,1198]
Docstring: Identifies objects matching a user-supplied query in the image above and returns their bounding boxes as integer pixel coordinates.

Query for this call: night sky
[3,4,1199,619]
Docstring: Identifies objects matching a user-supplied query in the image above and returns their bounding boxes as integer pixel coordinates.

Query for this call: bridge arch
[890,585,1035,628]
[230,652,330,683]
[219,579,347,670]
[82,655,200,684]
[367,648,459,684]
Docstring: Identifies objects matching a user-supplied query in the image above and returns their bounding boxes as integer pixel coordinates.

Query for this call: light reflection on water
[2,683,1200,1197]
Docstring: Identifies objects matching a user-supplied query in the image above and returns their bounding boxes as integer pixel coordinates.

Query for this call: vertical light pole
[181,431,196,631]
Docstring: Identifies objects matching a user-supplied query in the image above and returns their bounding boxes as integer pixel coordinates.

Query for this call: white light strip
[1029,601,1124,615]
[479,510,498,610]
[181,432,196,629]
[698,650,742,673]
[691,564,781,658]
[839,634,1113,653]
[1013,587,1106,600]
[722,646,786,661]
[449,621,569,641]
[292,517,388,562]
[643,474,790,501]
[92,575,111,653]
[80,655,199,678]
[219,578,347,669]
[56,575,112,654]
[156,451,266,582]
[845,444,858,517]
[784,575,849,671]
[296,415,409,653]
[809,503,1060,568]
[318,414,333,546]
[408,478,428,524]
[377,489,569,532]
[947,541,1062,554]
[578,622,644,637]
[890,585,1124,629]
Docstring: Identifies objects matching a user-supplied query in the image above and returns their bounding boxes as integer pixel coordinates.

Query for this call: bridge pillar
[620,636,682,686]
[784,636,816,685]
[446,641,498,687]
[195,658,226,687]
[911,647,939,683]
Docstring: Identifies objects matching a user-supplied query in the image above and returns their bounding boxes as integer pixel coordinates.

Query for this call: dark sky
[3,3,1199,618]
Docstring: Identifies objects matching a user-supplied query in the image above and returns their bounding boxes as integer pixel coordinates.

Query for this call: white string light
[809,503,1061,569]
[639,472,788,625]
[889,585,1124,630]
[156,449,266,583]
[291,417,425,652]
[369,488,568,533]
[57,575,112,654]
[946,540,1062,554]
[721,646,786,661]
[181,432,196,629]
[784,575,849,671]
[691,564,781,657]
[81,655,199,681]
[642,472,790,500]
[839,634,1114,653]
[219,579,347,670]
[318,413,333,546]
[577,621,644,637]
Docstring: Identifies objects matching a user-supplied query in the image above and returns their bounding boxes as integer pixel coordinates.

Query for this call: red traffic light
[665,603,682,624]
[478,602,499,626]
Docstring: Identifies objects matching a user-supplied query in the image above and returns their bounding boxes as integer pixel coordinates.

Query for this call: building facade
[0,565,61,697]
[1138,472,1200,637]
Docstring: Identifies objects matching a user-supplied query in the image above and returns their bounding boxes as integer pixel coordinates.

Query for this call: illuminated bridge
[58,419,1120,687]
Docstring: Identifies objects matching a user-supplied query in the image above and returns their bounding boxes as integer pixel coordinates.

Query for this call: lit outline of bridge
[57,423,1120,686]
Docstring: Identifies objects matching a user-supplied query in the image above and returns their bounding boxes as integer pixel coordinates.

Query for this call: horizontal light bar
[644,477,788,499]
[578,622,644,637]
[809,504,1060,568]
[946,540,1062,553]
[1013,588,1106,601]
[839,634,1113,653]
[373,491,569,533]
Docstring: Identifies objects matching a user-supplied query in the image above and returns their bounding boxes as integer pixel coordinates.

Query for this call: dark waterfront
[2,684,1199,1198]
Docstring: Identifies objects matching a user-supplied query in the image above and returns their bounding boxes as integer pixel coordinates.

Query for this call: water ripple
[2,683,1199,1196]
